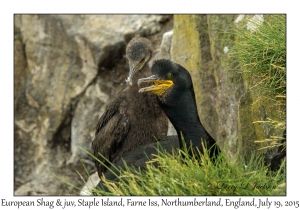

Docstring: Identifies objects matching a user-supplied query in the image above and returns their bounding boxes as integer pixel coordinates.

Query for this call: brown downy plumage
[92,37,168,178]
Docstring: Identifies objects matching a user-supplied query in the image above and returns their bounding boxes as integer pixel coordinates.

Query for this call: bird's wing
[102,135,179,182]
[94,89,126,135]
[92,89,130,177]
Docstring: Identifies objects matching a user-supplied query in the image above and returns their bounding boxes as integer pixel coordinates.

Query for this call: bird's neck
[132,64,152,86]
[127,63,162,114]
[160,88,214,150]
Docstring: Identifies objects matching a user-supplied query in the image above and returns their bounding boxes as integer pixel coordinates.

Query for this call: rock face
[14,14,284,195]
[171,15,245,159]
[14,14,173,195]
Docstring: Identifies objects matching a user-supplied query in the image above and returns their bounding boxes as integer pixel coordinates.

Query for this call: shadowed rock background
[14,14,283,195]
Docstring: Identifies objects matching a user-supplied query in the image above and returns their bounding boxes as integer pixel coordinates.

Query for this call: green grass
[89,15,287,196]
[92,143,286,196]
[229,15,286,100]
[228,15,286,151]
[57,15,287,196]
[253,119,286,151]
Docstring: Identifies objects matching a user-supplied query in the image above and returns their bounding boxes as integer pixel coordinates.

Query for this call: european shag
[138,59,221,158]
[98,59,220,184]
[92,38,168,178]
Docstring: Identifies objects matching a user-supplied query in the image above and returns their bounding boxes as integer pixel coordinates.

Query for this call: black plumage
[103,135,179,181]
[138,59,221,158]
[97,59,221,184]
[92,38,168,178]
[264,129,286,171]
[264,150,286,171]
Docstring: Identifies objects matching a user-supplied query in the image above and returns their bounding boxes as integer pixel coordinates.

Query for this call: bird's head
[125,37,153,85]
[138,59,192,99]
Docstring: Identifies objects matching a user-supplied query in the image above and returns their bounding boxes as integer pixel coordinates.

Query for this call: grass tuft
[93,143,286,196]
[228,15,286,151]
[229,15,286,101]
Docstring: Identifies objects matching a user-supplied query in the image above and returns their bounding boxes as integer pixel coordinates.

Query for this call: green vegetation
[92,143,285,196]
[229,15,286,151]
[230,15,286,99]
[66,15,287,196]
[90,15,287,196]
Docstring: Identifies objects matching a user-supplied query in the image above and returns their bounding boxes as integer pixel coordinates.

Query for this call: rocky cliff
[14,14,172,195]
[171,15,245,159]
[14,14,284,196]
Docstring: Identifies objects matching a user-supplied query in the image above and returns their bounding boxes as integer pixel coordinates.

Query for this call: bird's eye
[126,57,129,63]
[167,73,173,79]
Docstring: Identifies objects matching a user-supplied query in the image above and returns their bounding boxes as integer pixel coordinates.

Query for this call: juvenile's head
[125,37,153,85]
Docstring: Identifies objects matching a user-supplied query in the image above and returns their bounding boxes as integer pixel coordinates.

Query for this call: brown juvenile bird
[92,37,168,178]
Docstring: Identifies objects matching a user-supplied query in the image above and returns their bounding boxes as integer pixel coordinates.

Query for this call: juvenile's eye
[167,73,173,79]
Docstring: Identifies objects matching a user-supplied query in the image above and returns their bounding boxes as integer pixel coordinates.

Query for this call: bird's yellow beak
[138,75,174,96]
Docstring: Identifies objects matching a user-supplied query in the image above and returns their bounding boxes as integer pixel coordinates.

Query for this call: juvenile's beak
[138,75,174,96]
[137,75,159,86]
[125,62,137,85]
[125,61,145,86]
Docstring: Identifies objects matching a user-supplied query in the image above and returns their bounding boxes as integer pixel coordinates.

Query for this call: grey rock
[160,30,173,59]
[14,14,170,195]
[80,172,100,196]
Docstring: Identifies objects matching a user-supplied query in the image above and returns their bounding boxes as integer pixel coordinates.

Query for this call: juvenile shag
[92,38,168,178]
[138,59,221,158]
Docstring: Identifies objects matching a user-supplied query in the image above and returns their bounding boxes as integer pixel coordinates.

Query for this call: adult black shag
[138,59,221,158]
[96,59,220,187]
[94,59,221,193]
[92,38,168,178]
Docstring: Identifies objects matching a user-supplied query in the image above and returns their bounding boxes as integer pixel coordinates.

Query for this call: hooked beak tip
[138,75,159,87]
[137,79,143,87]
[138,88,145,93]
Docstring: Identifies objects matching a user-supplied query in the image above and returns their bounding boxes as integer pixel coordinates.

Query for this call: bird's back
[92,68,168,177]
